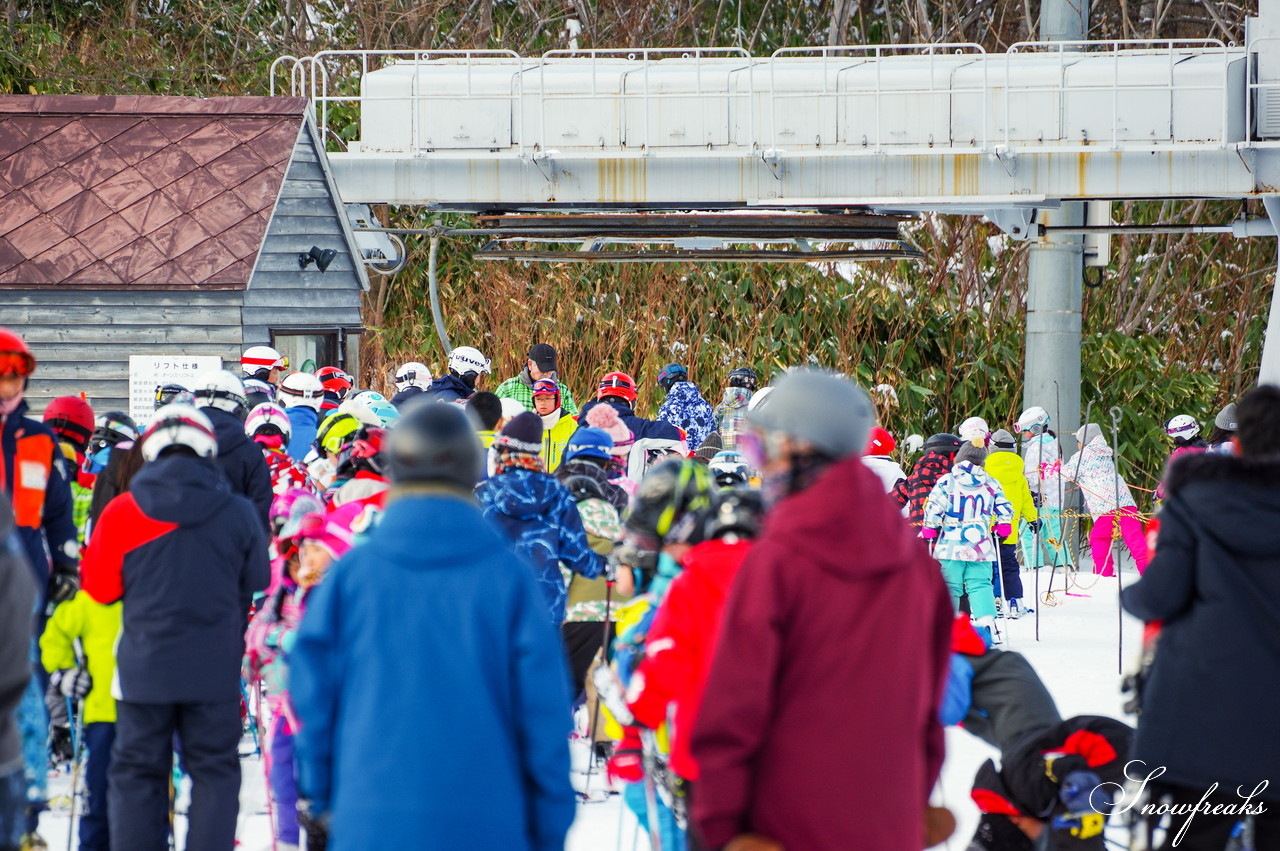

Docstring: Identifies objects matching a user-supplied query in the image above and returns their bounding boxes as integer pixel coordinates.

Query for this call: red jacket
[690,455,954,851]
[626,538,751,781]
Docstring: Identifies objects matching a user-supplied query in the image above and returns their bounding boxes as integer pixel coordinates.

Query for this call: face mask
[84,445,112,474]
[255,433,286,451]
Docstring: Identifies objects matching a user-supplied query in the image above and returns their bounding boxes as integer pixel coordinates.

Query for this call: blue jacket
[476,468,604,624]
[80,453,269,703]
[202,406,273,530]
[285,405,320,462]
[576,399,683,442]
[421,373,474,405]
[1,400,78,599]
[657,381,716,448]
[291,493,576,850]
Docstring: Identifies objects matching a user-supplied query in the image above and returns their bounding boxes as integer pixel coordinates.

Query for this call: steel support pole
[1259,196,1280,385]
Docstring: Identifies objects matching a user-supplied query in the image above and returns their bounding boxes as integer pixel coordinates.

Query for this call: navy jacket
[291,493,576,851]
[80,453,269,704]
[0,493,35,776]
[476,468,603,623]
[389,386,426,409]
[1,400,78,596]
[1122,452,1280,801]
[421,374,474,405]
[576,399,683,442]
[202,406,273,530]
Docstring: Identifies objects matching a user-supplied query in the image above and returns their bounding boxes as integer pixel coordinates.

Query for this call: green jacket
[40,591,122,724]
[985,451,1039,544]
[494,368,579,416]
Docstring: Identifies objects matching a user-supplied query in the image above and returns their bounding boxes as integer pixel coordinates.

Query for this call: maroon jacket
[690,455,953,851]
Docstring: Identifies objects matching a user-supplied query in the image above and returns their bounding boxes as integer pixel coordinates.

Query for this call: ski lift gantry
[274,4,1280,381]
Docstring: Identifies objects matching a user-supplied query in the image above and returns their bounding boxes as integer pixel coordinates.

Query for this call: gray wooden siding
[3,289,242,414]
[243,117,366,347]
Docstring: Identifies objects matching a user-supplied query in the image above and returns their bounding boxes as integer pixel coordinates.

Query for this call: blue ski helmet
[564,427,614,463]
[657,363,688,391]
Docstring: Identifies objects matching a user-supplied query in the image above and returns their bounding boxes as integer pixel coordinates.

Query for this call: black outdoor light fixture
[299,245,337,272]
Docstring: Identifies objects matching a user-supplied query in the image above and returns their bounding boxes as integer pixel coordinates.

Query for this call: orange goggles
[0,352,34,377]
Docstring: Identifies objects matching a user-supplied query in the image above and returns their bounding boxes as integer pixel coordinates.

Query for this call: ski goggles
[0,351,35,377]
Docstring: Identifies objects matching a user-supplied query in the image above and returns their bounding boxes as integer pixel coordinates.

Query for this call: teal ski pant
[939,559,997,619]
[1020,509,1071,568]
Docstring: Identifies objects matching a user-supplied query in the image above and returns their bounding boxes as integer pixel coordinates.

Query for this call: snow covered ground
[36,563,1141,851]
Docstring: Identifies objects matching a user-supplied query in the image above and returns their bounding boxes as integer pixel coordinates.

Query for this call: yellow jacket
[985,451,1039,543]
[542,414,579,472]
[40,591,122,724]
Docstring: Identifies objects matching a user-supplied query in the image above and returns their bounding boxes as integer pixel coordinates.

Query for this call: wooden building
[0,95,368,415]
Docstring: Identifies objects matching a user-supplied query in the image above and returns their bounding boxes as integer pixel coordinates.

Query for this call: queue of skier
[0,323,1275,851]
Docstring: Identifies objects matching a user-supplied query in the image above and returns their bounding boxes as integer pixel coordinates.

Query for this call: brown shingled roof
[0,96,307,289]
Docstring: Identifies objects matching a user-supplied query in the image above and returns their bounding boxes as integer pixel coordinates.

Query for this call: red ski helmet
[316,366,353,397]
[44,396,95,451]
[597,371,637,403]
[0,328,35,378]
[865,426,896,455]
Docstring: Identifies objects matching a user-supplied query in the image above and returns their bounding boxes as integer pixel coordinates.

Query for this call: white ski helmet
[278,371,325,411]
[499,397,527,421]
[241,345,287,377]
[394,361,433,392]
[447,346,491,377]
[191,370,247,415]
[1165,414,1200,440]
[957,416,990,445]
[141,404,218,463]
[244,402,293,441]
[746,386,774,413]
[1016,406,1050,435]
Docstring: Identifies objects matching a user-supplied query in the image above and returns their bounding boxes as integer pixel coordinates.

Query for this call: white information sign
[128,355,224,427]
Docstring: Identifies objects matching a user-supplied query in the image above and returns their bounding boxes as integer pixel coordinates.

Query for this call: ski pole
[66,638,86,851]
[1034,422,1045,641]
[1110,406,1125,675]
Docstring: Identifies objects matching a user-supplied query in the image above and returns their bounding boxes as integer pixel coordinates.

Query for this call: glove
[603,553,619,583]
[921,527,939,540]
[53,668,92,701]
[48,725,74,762]
[1028,518,1043,533]
[606,730,645,784]
[1059,769,1105,813]
[298,799,330,846]
[995,523,1013,538]
[48,564,79,605]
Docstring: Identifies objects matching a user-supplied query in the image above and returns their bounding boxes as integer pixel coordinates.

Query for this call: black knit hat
[493,411,543,454]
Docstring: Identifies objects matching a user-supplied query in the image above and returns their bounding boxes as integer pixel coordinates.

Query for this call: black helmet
[385,403,483,490]
[704,487,763,541]
[616,459,717,570]
[924,433,962,454]
[153,383,194,410]
[88,411,139,455]
[728,367,758,391]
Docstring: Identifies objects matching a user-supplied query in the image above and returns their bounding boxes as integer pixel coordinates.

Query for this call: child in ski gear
[328,427,389,509]
[985,429,1037,617]
[531,379,578,472]
[495,343,580,416]
[692,369,953,851]
[80,404,269,851]
[655,363,716,450]
[862,426,907,494]
[1154,414,1209,500]
[291,402,576,851]
[42,395,96,544]
[578,372,684,442]
[315,366,352,414]
[246,507,354,851]
[959,415,991,446]
[583,404,637,491]
[423,345,490,403]
[246,402,314,496]
[193,369,274,529]
[922,441,1013,636]
[1063,423,1149,576]
[279,372,325,462]
[1016,406,1072,570]
[892,433,962,531]
[39,591,121,851]
[389,361,431,409]
[1121,386,1280,845]
[476,412,604,624]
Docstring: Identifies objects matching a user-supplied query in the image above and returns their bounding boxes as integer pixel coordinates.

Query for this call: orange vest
[2,427,56,530]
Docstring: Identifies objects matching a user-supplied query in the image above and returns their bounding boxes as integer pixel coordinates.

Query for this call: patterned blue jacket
[476,468,603,623]
[657,381,716,449]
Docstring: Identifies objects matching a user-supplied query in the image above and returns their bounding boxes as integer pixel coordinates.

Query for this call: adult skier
[578,372,683,442]
[423,346,490,404]
[291,403,576,851]
[1154,414,1209,501]
[241,345,288,387]
[389,361,432,409]
[278,371,325,463]
[192,369,273,529]
[891,433,962,532]
[862,426,907,494]
[1063,423,1149,577]
[1016,406,1071,571]
[713,367,757,451]
[691,369,953,851]
[495,343,579,416]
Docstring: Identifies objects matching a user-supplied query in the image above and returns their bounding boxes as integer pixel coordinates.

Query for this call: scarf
[495,451,545,475]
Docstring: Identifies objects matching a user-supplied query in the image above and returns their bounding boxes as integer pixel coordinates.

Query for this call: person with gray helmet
[1015,405,1072,572]
[290,403,575,851]
[691,368,954,851]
